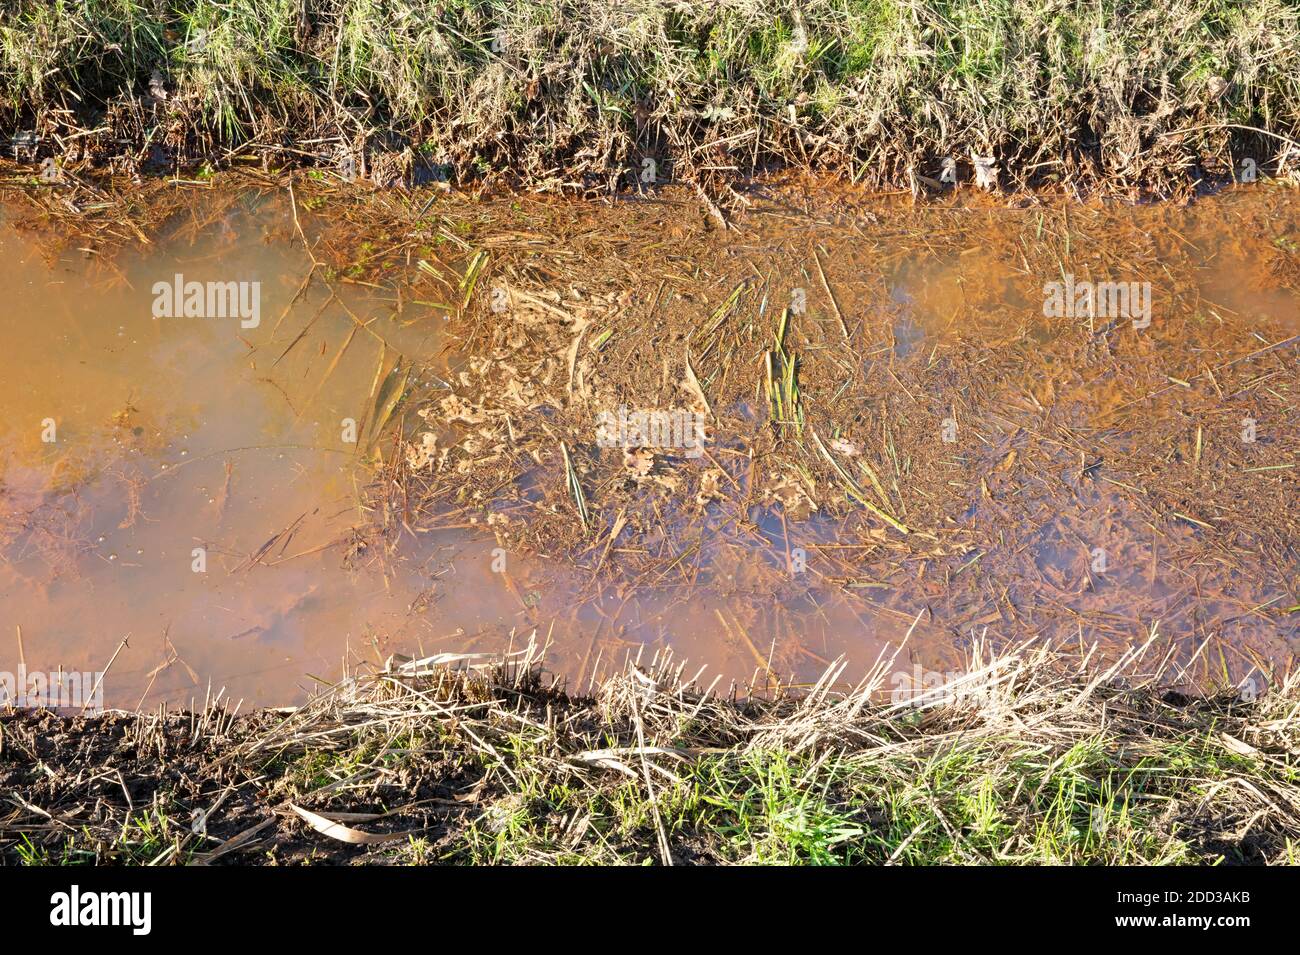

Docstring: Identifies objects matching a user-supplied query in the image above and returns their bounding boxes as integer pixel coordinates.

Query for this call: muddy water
[0,193,520,707]
[1,186,1297,708]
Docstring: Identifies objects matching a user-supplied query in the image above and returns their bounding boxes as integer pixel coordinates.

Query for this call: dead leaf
[289,804,416,845]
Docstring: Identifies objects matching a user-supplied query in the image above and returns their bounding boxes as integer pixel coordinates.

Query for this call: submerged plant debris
[1,168,1297,706]
[358,176,1299,693]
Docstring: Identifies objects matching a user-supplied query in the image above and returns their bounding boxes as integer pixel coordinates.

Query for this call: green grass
[4,637,1297,868]
[389,718,1282,865]
[11,806,191,866]
[429,732,1239,865]
[2,1,1299,191]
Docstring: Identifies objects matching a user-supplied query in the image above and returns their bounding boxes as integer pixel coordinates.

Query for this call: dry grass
[4,1,1300,200]
[3,638,1299,865]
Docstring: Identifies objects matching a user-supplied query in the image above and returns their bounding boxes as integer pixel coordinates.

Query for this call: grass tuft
[3,1,1300,195]
[4,638,1299,865]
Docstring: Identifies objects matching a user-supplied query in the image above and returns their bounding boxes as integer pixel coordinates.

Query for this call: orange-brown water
[1,186,1296,708]
[0,194,517,707]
